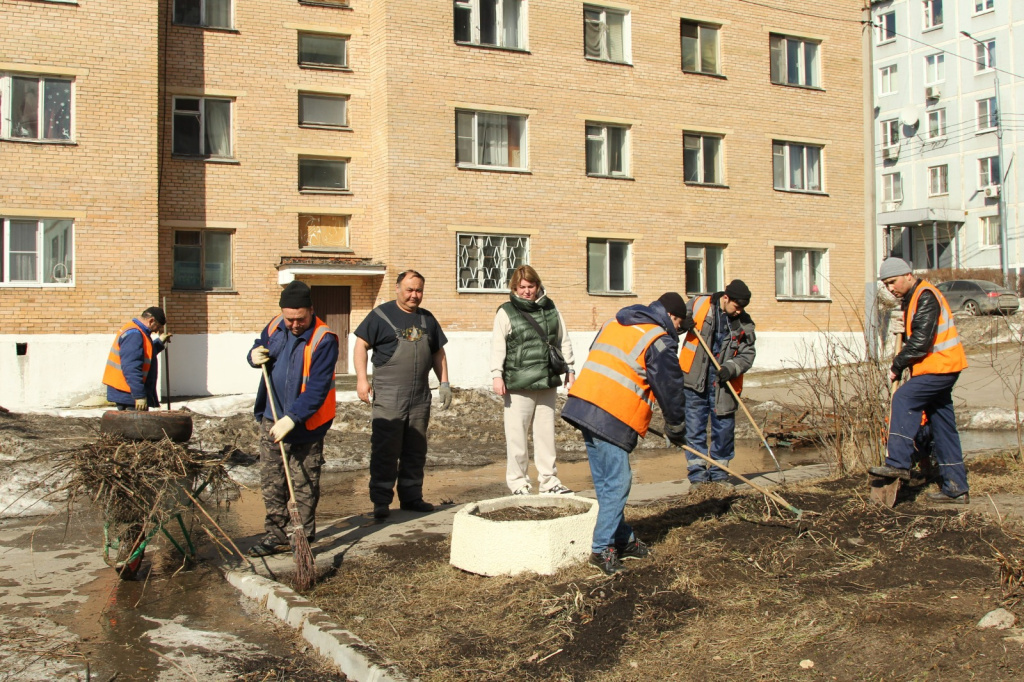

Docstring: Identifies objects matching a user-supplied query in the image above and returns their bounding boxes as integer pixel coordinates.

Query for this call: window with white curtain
[880,119,900,148]
[299,157,348,192]
[685,244,724,295]
[879,64,897,95]
[1,218,74,286]
[979,156,999,188]
[974,39,995,71]
[925,53,944,84]
[975,0,994,12]
[174,0,233,29]
[299,92,348,128]
[587,239,632,294]
[172,97,232,157]
[773,141,823,192]
[584,5,631,64]
[681,20,720,75]
[1,74,73,141]
[299,33,348,68]
[882,172,903,203]
[457,233,529,291]
[980,215,1000,247]
[454,0,525,49]
[586,123,629,177]
[923,0,943,29]
[775,247,827,298]
[456,109,528,169]
[173,230,233,290]
[977,97,996,131]
[928,165,948,196]
[683,133,723,185]
[928,108,946,139]
[770,34,820,87]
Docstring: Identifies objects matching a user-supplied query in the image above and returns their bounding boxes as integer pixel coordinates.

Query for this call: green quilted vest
[501,295,562,391]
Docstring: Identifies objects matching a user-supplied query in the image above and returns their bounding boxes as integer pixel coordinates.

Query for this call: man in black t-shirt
[354,270,451,519]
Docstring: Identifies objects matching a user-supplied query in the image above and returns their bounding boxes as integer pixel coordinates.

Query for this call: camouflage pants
[259,418,324,543]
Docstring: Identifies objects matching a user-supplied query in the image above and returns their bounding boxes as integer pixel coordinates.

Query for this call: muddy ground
[307,461,1024,682]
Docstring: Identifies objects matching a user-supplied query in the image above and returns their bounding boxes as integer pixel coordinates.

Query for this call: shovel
[869,331,903,507]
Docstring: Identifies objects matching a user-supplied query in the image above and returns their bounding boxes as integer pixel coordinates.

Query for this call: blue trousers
[581,428,635,554]
[684,383,735,483]
[887,372,968,497]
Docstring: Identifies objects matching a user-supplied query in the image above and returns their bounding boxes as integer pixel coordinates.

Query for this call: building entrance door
[310,285,351,375]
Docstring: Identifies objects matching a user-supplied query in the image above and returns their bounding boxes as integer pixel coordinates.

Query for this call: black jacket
[893,279,939,374]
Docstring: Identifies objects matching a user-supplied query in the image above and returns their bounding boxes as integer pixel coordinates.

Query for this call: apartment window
[880,119,900,148]
[173,230,232,290]
[877,12,896,44]
[923,0,943,29]
[879,65,897,95]
[928,165,948,196]
[172,97,232,157]
[975,40,995,72]
[456,110,527,169]
[927,109,946,138]
[681,20,719,75]
[174,0,232,29]
[298,92,348,128]
[586,123,629,178]
[299,157,348,192]
[769,34,819,88]
[925,53,944,84]
[454,0,525,49]
[683,133,723,185]
[775,247,827,298]
[882,172,903,203]
[685,244,724,295]
[1,74,72,141]
[975,0,994,14]
[456,233,529,291]
[1,218,73,285]
[981,215,1000,247]
[299,33,348,68]
[979,156,1000,188]
[584,5,631,64]
[587,239,632,293]
[299,214,350,250]
[773,142,822,192]
[977,97,996,131]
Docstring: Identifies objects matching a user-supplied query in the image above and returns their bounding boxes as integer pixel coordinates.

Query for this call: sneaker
[617,537,650,560]
[512,486,531,495]
[589,547,625,575]
[400,499,435,513]
[248,536,290,558]
[868,465,911,481]
[541,484,573,495]
[373,503,391,519]
[926,491,970,505]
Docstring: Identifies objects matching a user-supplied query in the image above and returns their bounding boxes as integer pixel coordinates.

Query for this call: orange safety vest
[678,295,743,394]
[102,321,152,393]
[905,280,968,377]
[266,314,338,430]
[568,320,667,436]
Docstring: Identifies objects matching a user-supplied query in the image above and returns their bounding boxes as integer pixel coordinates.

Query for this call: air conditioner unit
[882,146,899,161]
[984,184,1001,198]
[925,86,941,100]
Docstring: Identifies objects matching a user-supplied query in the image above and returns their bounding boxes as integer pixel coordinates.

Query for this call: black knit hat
[657,292,688,319]
[724,280,751,306]
[279,281,313,309]
[142,306,166,326]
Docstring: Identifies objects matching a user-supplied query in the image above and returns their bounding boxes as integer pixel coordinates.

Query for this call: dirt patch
[308,473,1024,682]
[478,504,586,522]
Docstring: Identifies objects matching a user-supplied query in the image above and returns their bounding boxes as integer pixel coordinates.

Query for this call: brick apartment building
[1,0,870,409]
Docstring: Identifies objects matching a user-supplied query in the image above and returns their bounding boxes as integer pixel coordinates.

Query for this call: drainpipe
[864,2,880,356]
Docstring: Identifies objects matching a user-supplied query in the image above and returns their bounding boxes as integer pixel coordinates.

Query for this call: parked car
[934,279,1020,316]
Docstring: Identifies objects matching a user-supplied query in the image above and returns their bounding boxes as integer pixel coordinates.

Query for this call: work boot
[926,491,970,505]
[868,465,911,481]
[400,499,435,513]
[248,535,290,557]
[373,503,391,519]
[616,537,650,560]
[589,547,625,575]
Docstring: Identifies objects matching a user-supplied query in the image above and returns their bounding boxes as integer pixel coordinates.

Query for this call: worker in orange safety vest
[102,307,170,411]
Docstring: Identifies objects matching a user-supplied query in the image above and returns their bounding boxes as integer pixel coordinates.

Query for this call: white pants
[504,388,563,492]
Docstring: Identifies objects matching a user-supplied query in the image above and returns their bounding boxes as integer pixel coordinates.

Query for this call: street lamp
[962,30,1010,287]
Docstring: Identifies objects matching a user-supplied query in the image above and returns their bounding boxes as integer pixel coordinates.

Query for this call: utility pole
[962,30,1010,287]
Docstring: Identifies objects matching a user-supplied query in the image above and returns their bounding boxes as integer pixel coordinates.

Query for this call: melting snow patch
[180,394,255,418]
[968,408,1021,430]
[142,615,262,655]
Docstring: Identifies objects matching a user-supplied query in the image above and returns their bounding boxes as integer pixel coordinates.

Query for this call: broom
[261,365,316,590]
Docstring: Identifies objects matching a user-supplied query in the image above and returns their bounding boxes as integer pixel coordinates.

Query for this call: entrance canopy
[876,207,965,227]
[277,256,386,284]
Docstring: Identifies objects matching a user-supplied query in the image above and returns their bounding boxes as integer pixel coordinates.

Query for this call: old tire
[100,410,193,442]
[963,299,981,316]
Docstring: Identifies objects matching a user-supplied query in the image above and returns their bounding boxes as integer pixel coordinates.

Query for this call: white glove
[250,346,270,366]
[269,416,295,443]
[134,398,149,411]
[158,332,173,344]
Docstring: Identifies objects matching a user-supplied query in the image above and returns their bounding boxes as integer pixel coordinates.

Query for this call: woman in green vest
[491,265,576,495]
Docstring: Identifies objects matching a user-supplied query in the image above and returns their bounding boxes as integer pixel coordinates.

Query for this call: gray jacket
[682,292,756,416]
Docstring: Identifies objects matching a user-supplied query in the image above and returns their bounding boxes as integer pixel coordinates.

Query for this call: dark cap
[279,281,313,309]
[724,280,751,306]
[657,292,688,319]
[142,307,166,326]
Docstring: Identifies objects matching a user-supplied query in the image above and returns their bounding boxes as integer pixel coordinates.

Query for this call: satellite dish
[899,106,919,127]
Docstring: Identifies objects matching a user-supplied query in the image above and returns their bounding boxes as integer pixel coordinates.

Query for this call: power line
[869,21,1024,81]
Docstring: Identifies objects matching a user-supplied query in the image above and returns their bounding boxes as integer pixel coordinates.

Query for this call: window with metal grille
[457,233,529,291]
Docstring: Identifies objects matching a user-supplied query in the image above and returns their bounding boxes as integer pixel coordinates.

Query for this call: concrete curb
[225,569,409,682]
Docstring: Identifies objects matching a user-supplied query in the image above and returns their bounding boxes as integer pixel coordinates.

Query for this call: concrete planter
[449,495,597,576]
